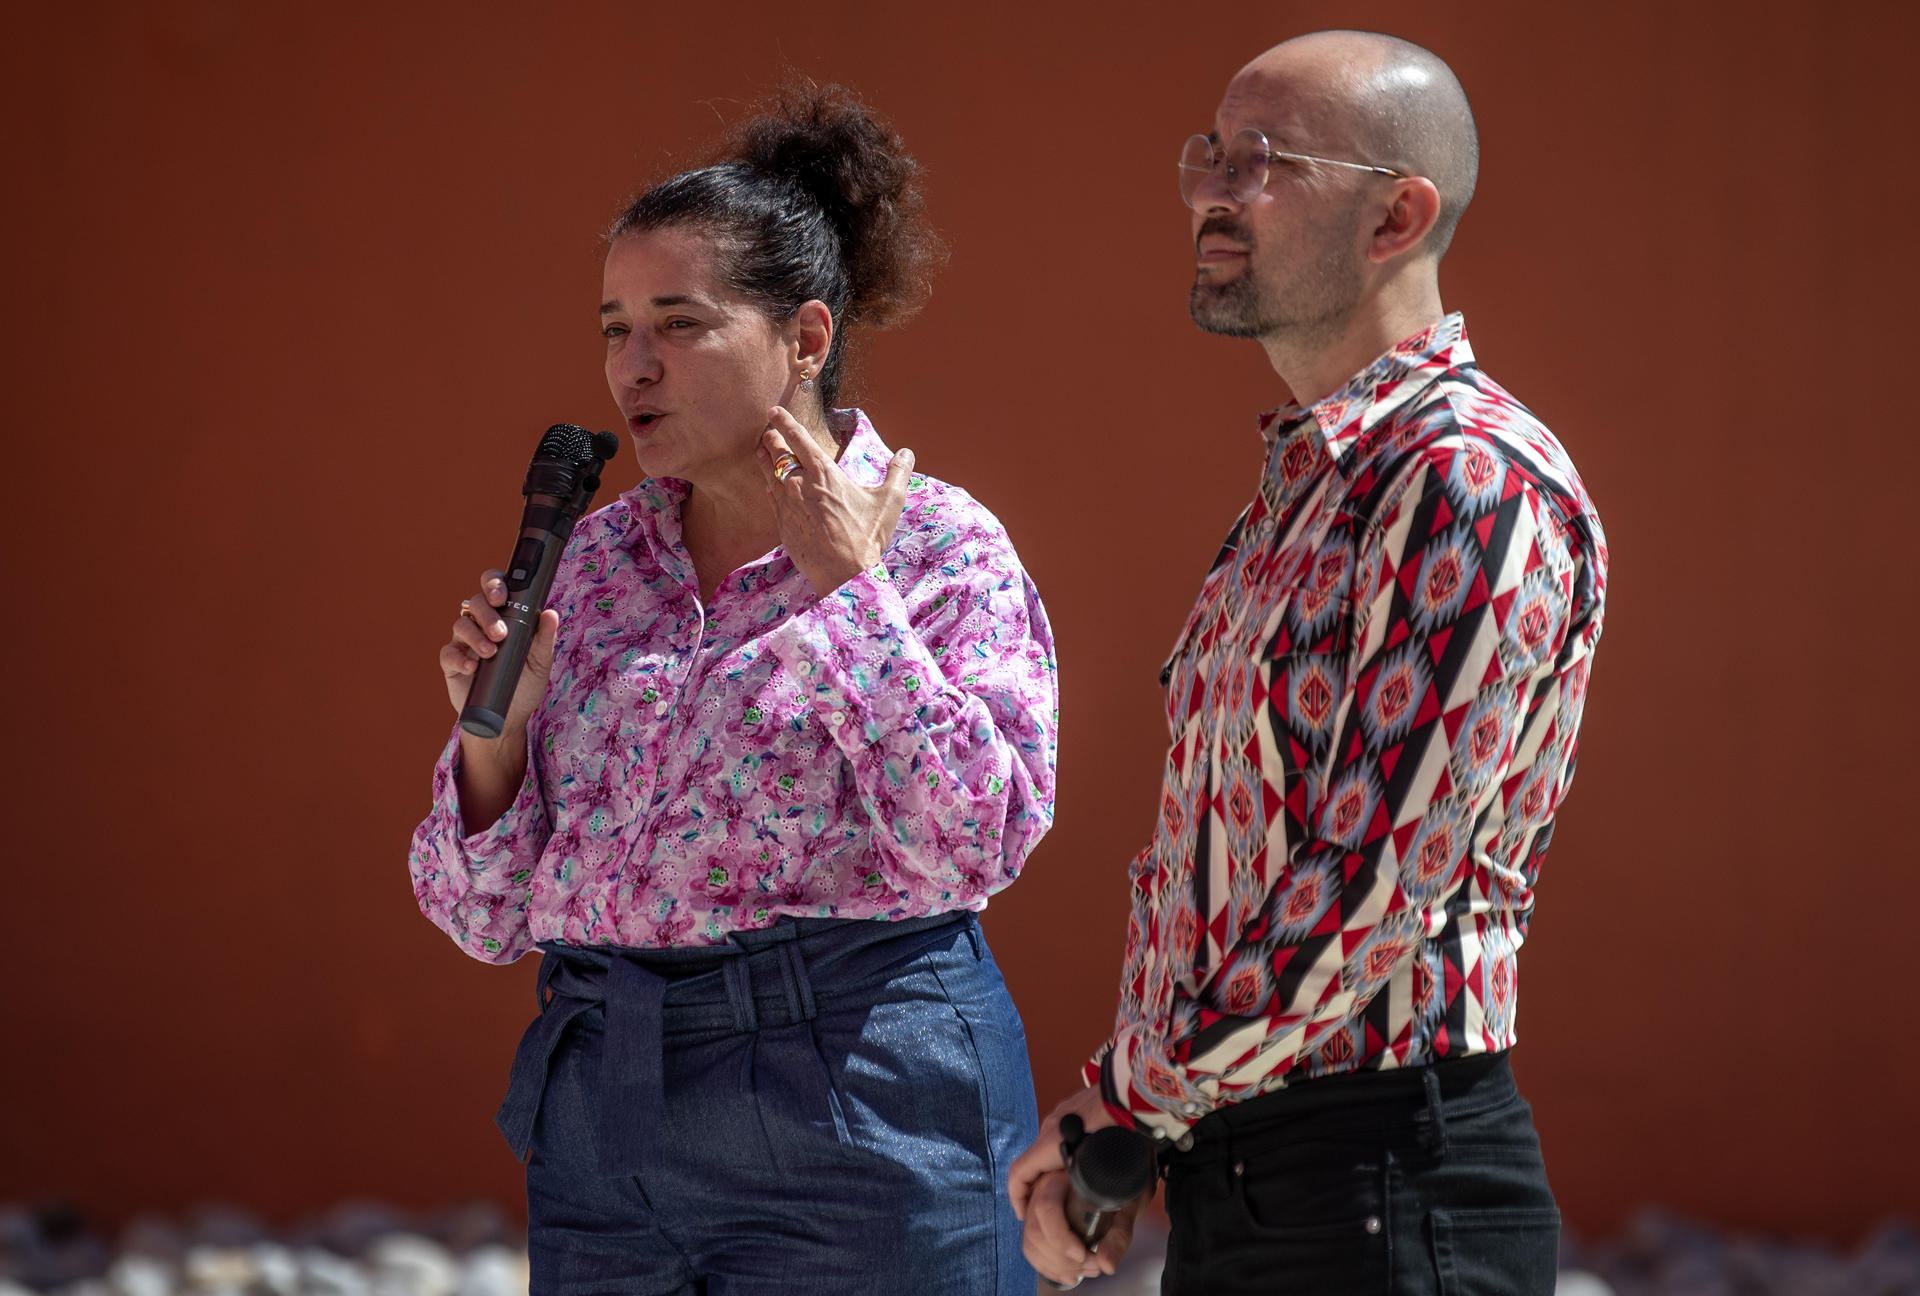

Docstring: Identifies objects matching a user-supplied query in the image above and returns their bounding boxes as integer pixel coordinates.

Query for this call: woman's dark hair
[610,83,945,409]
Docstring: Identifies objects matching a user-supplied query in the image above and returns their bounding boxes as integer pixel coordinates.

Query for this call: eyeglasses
[1178,129,1405,207]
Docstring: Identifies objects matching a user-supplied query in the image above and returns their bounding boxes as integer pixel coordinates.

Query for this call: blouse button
[829,711,846,727]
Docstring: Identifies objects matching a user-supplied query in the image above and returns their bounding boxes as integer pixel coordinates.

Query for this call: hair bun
[728,82,944,329]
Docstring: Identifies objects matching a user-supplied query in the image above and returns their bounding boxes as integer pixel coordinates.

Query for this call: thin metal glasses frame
[1178,130,1405,206]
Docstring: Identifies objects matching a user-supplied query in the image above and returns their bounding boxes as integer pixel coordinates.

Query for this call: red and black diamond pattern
[1091,314,1608,1139]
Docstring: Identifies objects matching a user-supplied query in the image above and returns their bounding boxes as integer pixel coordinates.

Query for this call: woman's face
[601,227,795,485]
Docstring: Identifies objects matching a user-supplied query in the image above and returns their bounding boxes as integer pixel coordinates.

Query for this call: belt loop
[1419,1066,1450,1160]
[963,915,983,961]
[722,956,758,1033]
[775,944,802,1023]
[782,942,818,1021]
[536,949,560,1011]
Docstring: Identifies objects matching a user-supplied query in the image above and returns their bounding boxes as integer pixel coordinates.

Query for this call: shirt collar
[1257,312,1473,482]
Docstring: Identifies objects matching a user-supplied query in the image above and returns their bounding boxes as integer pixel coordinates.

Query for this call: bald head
[1239,31,1478,257]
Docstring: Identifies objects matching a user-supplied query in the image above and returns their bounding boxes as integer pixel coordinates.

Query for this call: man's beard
[1189,267,1271,338]
[1189,217,1364,345]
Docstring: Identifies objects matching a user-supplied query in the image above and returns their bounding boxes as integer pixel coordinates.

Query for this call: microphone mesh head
[534,423,595,465]
[1070,1126,1157,1210]
[523,424,600,498]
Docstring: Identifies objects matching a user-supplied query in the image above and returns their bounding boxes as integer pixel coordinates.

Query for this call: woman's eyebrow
[599,294,708,314]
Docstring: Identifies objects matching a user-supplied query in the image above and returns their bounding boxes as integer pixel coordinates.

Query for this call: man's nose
[1192,161,1242,215]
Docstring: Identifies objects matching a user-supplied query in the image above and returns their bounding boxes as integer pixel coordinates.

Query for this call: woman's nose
[611,339,661,387]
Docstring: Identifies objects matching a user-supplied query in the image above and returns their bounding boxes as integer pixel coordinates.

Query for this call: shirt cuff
[766,564,943,757]
[432,725,545,880]
[1094,1030,1201,1146]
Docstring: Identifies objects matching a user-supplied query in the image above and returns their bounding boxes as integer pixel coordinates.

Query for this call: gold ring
[772,451,801,482]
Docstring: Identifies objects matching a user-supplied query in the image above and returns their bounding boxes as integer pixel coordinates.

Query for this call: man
[1010,30,1607,1295]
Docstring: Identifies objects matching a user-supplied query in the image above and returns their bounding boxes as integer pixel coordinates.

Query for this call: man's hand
[1021,1170,1147,1288]
[1010,1086,1140,1286]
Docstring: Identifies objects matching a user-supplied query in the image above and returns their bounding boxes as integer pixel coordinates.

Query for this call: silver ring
[772,451,801,482]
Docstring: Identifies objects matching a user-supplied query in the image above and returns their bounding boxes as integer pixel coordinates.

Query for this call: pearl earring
[799,368,815,394]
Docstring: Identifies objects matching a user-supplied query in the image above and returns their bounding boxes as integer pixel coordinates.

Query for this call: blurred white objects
[366,1236,457,1296]
[294,1248,370,1296]
[250,1243,298,1295]
[182,1247,258,1294]
[453,1245,527,1296]
[105,1256,174,1296]
[1553,1272,1614,1296]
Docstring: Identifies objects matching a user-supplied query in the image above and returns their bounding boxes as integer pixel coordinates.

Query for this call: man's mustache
[1196,216,1254,250]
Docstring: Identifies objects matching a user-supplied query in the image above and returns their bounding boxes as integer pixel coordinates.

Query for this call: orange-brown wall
[4,0,1914,1243]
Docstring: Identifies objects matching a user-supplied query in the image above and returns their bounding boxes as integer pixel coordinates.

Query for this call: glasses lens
[1225,129,1268,203]
[1177,134,1215,207]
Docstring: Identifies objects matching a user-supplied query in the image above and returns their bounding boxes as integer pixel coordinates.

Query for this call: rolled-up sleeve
[406,727,551,964]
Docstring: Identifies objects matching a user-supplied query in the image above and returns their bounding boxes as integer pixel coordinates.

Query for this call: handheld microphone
[459,423,621,740]
[1044,1114,1158,1290]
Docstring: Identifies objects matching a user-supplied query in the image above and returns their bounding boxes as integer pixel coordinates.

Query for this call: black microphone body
[1045,1115,1158,1289]
[459,424,620,740]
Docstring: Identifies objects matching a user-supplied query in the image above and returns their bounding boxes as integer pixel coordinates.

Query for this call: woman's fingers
[875,445,914,531]
[881,446,915,499]
[453,586,509,657]
[441,569,515,711]
[439,641,477,677]
[758,410,912,596]
[523,609,562,681]
[760,425,803,491]
[452,611,497,658]
[768,406,826,469]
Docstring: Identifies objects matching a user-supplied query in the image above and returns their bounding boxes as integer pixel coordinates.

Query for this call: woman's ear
[791,299,834,377]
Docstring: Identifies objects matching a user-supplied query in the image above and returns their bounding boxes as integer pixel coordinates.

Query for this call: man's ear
[1369,177,1442,262]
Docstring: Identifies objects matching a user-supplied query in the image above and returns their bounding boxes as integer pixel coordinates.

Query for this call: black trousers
[1159,1052,1558,1295]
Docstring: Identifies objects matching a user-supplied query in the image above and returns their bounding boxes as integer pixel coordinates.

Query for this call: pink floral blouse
[408,411,1058,960]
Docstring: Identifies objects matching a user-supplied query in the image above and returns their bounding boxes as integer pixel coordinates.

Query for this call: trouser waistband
[494,911,978,1177]
[1175,1051,1515,1164]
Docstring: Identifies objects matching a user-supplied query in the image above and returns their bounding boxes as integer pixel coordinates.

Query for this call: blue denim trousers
[496,913,1039,1295]
[1159,1052,1559,1295]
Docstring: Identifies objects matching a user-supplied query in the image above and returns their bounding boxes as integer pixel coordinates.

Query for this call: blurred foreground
[3,1199,1917,1295]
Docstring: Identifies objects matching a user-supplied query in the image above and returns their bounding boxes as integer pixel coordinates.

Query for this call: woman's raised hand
[758,406,914,597]
[438,568,561,734]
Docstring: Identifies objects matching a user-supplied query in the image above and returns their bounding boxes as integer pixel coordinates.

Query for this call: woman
[407,85,1056,1294]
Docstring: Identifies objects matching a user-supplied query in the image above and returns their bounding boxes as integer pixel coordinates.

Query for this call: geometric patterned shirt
[1088,314,1607,1141]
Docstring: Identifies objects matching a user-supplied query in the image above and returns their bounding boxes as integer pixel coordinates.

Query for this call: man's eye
[602,324,627,339]
[665,318,698,329]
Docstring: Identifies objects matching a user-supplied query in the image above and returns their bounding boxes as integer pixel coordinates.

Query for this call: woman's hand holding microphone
[439,568,560,833]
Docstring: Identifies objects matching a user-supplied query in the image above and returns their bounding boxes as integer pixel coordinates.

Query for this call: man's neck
[1260,281,1447,411]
